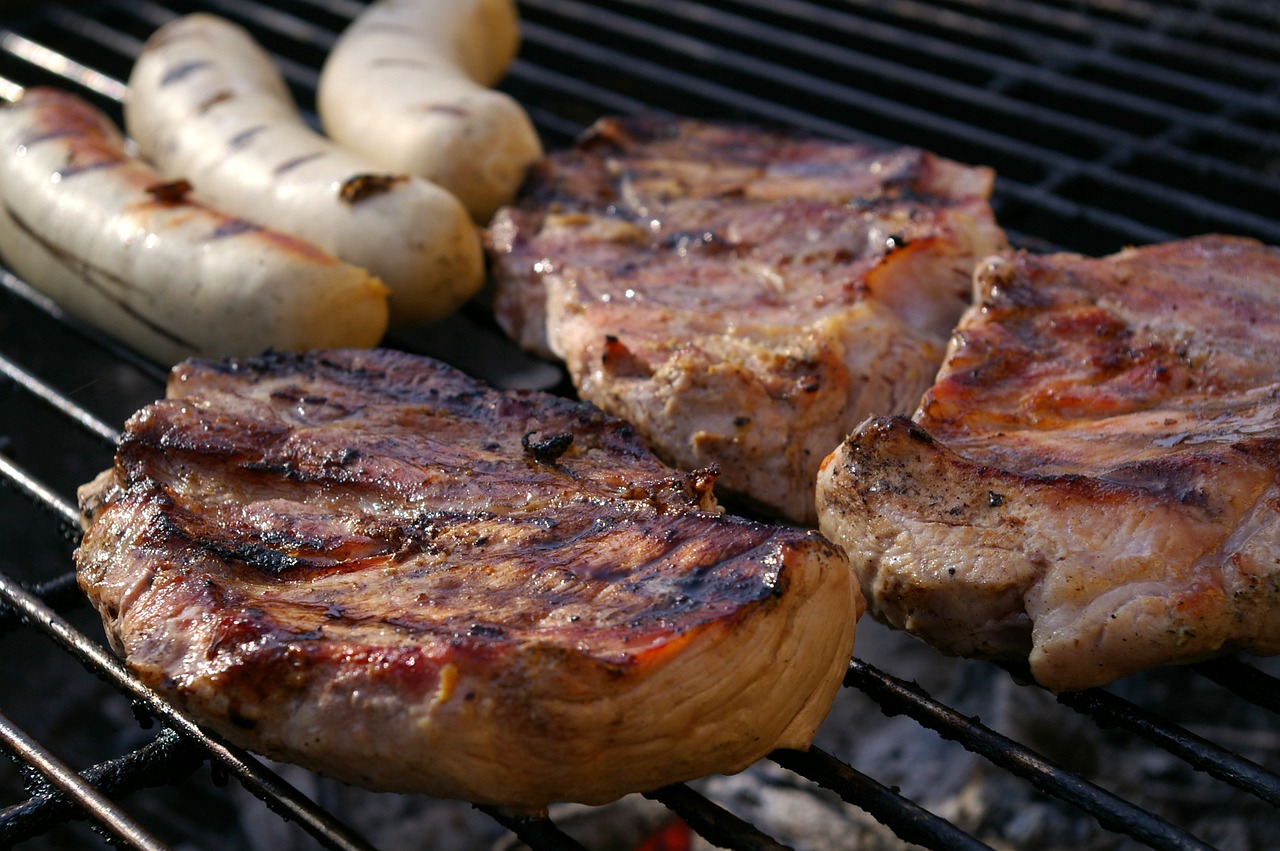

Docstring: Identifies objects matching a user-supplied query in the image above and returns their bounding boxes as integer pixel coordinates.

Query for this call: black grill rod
[99,0,320,93]
[844,658,1214,851]
[1054,685,1280,807]
[710,0,1280,143]
[0,571,381,851]
[511,58,655,141]
[771,746,991,851]
[0,452,82,533]
[1194,659,1280,715]
[0,726,205,848]
[0,353,121,447]
[846,0,1280,107]
[476,806,590,851]
[0,572,81,635]
[515,19,884,148]
[516,0,1124,169]
[604,0,1147,154]
[0,270,169,385]
[0,710,169,851]
[199,0,339,50]
[645,783,790,851]
[966,0,1280,69]
[291,0,363,17]
[517,5,1280,247]
[41,4,144,61]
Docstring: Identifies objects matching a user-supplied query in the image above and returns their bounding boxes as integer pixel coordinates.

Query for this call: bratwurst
[0,87,387,364]
[126,14,484,327]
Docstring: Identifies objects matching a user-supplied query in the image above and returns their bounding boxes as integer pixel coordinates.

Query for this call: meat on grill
[75,348,860,807]
[486,116,1007,524]
[816,235,1280,692]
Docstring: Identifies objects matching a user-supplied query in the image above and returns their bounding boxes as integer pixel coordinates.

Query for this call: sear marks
[75,348,860,807]
[817,236,1280,692]
[485,115,1007,524]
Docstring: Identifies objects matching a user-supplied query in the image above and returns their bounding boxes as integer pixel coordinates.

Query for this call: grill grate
[2,1,1280,849]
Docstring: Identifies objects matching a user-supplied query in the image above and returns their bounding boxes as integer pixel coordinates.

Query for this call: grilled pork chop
[816,235,1280,692]
[487,116,1007,524]
[75,348,860,808]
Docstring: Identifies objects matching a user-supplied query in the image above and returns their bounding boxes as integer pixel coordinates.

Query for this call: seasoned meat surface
[487,116,1006,523]
[816,236,1280,692]
[76,349,860,807]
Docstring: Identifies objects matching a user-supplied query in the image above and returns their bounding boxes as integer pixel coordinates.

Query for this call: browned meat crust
[816,235,1280,692]
[486,115,1006,523]
[75,348,860,807]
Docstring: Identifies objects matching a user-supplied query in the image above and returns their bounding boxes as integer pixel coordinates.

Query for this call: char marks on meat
[816,235,1280,692]
[76,348,860,807]
[486,116,1007,523]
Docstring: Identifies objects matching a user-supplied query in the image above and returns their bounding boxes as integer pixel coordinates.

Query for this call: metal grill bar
[770,747,993,851]
[843,660,1216,851]
[0,29,126,99]
[0,573,80,632]
[0,725,204,848]
[1195,659,1280,715]
[1055,688,1280,806]
[644,783,788,851]
[0,563,380,851]
[518,14,890,145]
[0,269,168,383]
[0,453,81,532]
[508,0,1280,251]
[0,711,168,851]
[474,807,591,851]
[0,354,120,446]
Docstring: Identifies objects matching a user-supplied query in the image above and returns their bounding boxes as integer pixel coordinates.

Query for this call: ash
[238,619,1280,851]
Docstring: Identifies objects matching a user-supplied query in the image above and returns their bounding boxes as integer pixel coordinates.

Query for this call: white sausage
[317,0,544,223]
[125,13,484,327]
[0,86,389,365]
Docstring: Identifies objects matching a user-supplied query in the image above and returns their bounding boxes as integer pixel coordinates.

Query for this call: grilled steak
[816,235,1280,692]
[486,116,1007,524]
[75,348,860,807]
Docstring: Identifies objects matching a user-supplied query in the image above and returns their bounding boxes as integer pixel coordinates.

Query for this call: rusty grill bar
[2,1,1280,849]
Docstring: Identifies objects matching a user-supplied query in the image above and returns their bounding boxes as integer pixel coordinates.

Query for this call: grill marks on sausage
[160,59,211,86]
[197,88,236,114]
[272,152,326,177]
[210,218,263,239]
[1,203,198,349]
[227,125,266,150]
[10,97,130,178]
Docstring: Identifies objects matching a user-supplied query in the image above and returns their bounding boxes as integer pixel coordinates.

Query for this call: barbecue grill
[3,0,1280,848]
